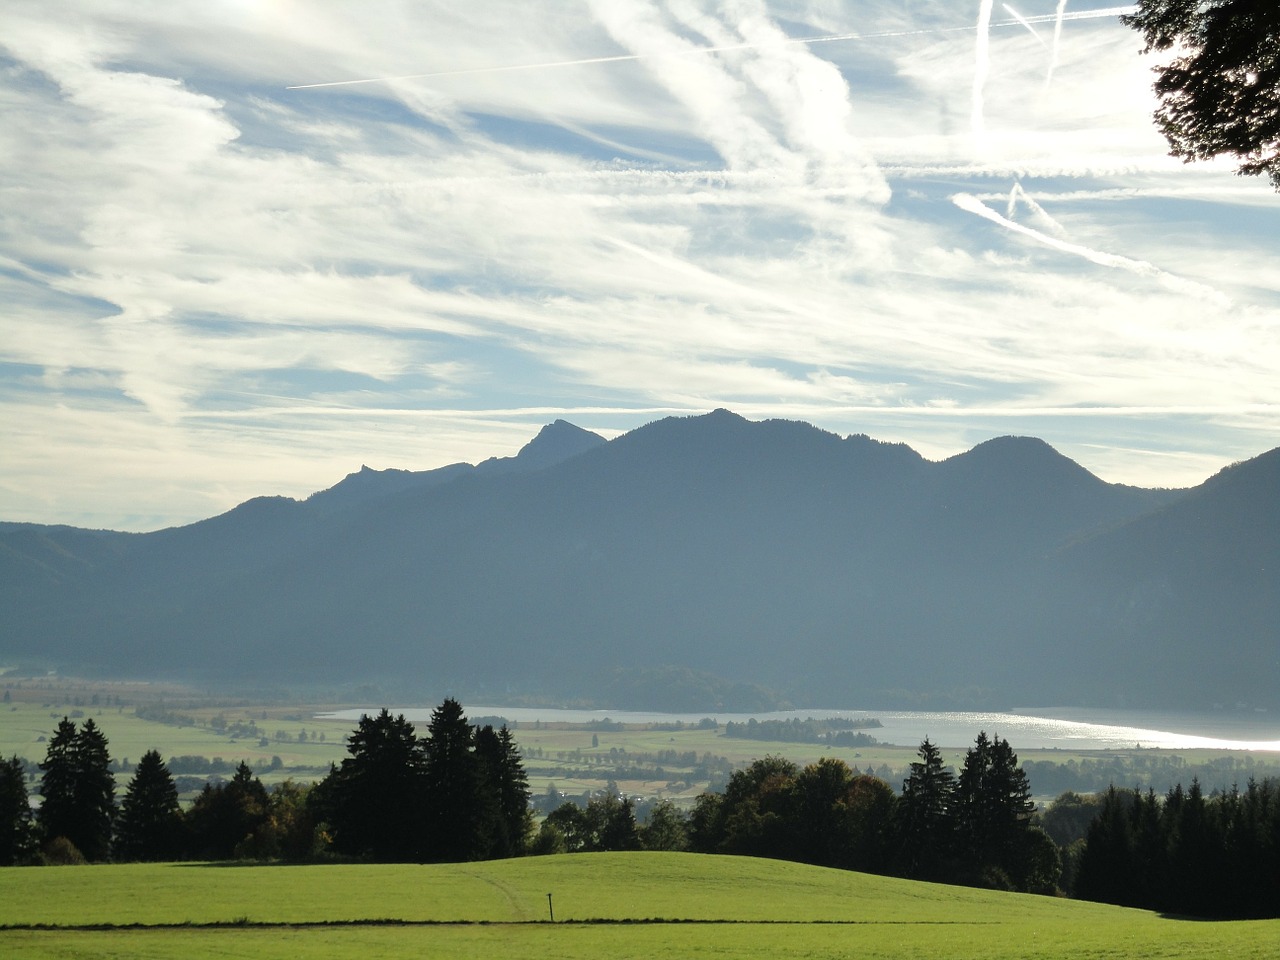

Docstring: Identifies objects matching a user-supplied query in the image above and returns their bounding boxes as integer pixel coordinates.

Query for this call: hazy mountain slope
[4,412,1267,710]
[1046,447,1280,707]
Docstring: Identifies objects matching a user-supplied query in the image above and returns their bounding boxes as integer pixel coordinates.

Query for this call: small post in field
[546,892,555,922]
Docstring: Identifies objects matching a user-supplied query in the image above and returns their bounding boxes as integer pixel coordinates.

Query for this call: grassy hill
[2,852,1276,959]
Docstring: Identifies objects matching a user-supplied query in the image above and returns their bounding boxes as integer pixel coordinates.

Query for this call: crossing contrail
[1003,3,1050,47]
[286,6,1136,90]
[952,192,1230,306]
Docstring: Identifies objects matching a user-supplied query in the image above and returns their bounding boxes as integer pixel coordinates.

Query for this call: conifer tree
[896,738,956,880]
[955,732,1034,885]
[37,717,79,851]
[38,717,115,861]
[474,724,532,858]
[71,719,116,862]
[423,698,482,861]
[0,755,35,865]
[115,750,182,861]
[316,709,427,860]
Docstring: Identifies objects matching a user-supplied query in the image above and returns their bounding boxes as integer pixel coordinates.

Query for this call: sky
[2,1,1278,532]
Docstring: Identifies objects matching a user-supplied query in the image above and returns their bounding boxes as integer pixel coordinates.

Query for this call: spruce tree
[474,724,531,858]
[0,755,35,865]
[320,709,428,860]
[896,738,956,880]
[115,750,182,861]
[955,732,1036,888]
[70,719,116,862]
[37,717,79,851]
[422,698,482,862]
[38,717,115,861]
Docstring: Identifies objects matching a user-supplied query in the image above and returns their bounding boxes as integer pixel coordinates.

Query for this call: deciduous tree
[1123,1,1280,189]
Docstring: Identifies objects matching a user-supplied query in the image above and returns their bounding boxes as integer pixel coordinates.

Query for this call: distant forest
[3,703,1276,920]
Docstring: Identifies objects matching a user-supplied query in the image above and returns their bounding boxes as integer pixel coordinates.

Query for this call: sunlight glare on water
[316,706,1280,752]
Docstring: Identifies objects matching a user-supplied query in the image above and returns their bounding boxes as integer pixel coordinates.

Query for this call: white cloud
[0,0,1277,529]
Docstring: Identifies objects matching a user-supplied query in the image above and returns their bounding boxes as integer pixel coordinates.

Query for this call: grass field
[2,853,1276,959]
[3,678,1277,807]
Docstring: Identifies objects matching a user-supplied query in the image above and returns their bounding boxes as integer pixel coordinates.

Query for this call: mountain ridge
[1,412,1273,711]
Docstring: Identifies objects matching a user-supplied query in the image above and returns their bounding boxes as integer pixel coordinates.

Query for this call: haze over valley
[4,411,1275,712]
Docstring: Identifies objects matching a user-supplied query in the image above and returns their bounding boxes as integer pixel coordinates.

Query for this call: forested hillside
[2,412,1275,710]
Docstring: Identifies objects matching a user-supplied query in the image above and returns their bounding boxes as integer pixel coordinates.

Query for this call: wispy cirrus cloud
[0,0,1276,529]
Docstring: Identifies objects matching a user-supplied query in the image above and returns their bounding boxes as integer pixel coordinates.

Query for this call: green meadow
[3,852,1276,959]
[10,682,1261,806]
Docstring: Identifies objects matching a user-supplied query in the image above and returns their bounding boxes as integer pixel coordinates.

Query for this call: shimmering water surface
[318,705,1280,752]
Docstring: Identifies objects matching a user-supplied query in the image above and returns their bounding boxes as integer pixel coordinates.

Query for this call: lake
[317,705,1280,752]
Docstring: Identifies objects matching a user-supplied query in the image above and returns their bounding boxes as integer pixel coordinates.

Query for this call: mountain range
[2,411,1276,711]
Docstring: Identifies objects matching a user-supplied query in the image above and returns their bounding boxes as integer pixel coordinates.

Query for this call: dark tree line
[685,732,1059,894]
[1074,778,1280,918]
[1,701,532,865]
[309,700,532,862]
[723,716,880,746]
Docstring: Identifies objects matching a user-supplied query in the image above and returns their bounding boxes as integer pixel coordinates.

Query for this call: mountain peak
[488,420,606,474]
[943,435,1101,486]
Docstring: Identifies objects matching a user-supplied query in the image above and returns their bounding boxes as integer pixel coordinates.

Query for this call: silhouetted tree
[422,698,483,861]
[1122,1,1280,189]
[895,738,956,880]
[955,732,1036,888]
[263,780,319,861]
[842,774,897,874]
[114,749,182,861]
[38,717,115,861]
[0,756,35,865]
[474,724,532,858]
[792,757,857,868]
[316,709,427,860]
[186,762,269,859]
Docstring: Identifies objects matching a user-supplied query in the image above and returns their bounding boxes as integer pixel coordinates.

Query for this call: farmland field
[2,853,1277,959]
[4,678,1275,805]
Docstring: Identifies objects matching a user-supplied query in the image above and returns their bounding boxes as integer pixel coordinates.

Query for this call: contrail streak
[286,6,1136,90]
[1003,4,1049,47]
[1047,0,1069,85]
[973,0,995,140]
[1006,182,1067,238]
[952,193,1230,306]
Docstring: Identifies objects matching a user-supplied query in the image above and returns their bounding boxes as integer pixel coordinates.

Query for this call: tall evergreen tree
[422,698,483,862]
[114,750,182,861]
[70,719,116,862]
[955,732,1034,886]
[474,724,531,858]
[317,709,427,860]
[1075,786,1139,907]
[896,738,956,880]
[0,755,35,865]
[38,717,115,861]
[37,717,79,852]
